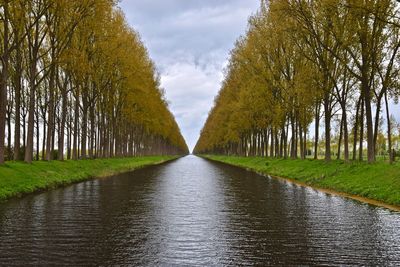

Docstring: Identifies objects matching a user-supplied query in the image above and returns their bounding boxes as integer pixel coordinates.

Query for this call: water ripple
[0,155,399,266]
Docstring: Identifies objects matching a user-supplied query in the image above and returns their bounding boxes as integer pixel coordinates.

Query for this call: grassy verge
[202,155,400,208]
[0,156,177,201]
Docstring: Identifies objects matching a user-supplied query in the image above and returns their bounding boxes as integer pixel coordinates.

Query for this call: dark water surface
[0,155,399,266]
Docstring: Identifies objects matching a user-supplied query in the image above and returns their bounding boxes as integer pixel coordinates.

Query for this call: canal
[0,155,399,265]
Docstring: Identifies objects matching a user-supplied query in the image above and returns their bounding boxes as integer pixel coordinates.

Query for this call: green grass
[0,156,177,201]
[202,155,400,206]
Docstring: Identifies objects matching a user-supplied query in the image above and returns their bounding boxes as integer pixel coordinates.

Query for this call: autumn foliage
[194,0,400,163]
[0,0,188,164]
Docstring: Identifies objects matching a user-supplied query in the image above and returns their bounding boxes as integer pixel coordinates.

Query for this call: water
[0,155,399,265]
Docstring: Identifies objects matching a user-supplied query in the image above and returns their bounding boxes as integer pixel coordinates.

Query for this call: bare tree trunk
[384,91,393,163]
[80,90,88,159]
[303,126,307,158]
[25,65,37,163]
[299,123,305,160]
[324,97,331,162]
[342,108,349,162]
[72,90,79,160]
[67,113,72,160]
[42,114,46,160]
[282,126,287,158]
[0,1,10,164]
[36,104,40,161]
[58,81,68,160]
[285,122,289,158]
[363,84,375,163]
[337,116,343,160]
[25,16,42,164]
[45,61,56,161]
[89,102,95,158]
[13,39,22,160]
[314,103,320,160]
[353,97,361,160]
[373,95,383,156]
[22,114,26,149]
[269,128,274,157]
[6,109,11,159]
[359,98,364,161]
[290,116,296,159]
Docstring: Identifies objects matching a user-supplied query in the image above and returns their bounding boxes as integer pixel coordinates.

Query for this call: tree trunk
[285,122,289,158]
[72,90,80,160]
[58,85,68,160]
[342,107,349,162]
[81,89,89,159]
[363,85,375,163]
[0,2,10,164]
[13,38,22,161]
[25,17,41,164]
[6,109,11,159]
[359,98,364,161]
[36,104,40,161]
[24,65,37,163]
[384,91,393,163]
[353,97,361,160]
[299,123,304,160]
[373,95,383,156]
[314,103,320,160]
[45,62,56,161]
[324,98,331,162]
[303,126,307,158]
[67,113,72,160]
[89,102,95,158]
[290,116,296,159]
[270,128,274,157]
[23,114,26,148]
[337,116,343,160]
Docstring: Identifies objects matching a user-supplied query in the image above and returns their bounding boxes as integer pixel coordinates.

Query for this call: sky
[118,0,260,151]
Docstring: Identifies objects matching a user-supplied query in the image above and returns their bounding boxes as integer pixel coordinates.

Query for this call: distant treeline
[0,0,188,164]
[194,0,400,163]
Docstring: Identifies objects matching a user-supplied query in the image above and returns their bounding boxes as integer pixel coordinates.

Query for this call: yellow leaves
[195,0,327,153]
[52,0,187,152]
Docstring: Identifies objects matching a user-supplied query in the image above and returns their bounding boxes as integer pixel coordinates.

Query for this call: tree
[0,0,188,164]
[194,0,399,166]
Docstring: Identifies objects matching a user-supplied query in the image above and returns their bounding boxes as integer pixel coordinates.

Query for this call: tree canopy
[194,0,400,164]
[0,0,188,164]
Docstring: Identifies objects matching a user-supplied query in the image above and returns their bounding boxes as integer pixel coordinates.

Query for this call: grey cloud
[119,0,260,150]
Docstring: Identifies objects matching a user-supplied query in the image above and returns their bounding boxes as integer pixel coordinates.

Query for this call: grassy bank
[202,155,400,208]
[0,156,177,201]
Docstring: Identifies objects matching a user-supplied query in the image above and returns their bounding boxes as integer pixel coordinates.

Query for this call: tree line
[194,0,400,163]
[0,0,188,164]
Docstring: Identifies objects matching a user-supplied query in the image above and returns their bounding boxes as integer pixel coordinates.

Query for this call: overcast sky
[118,0,260,151]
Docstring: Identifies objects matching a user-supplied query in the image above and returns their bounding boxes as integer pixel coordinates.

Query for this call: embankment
[202,155,400,211]
[0,156,177,201]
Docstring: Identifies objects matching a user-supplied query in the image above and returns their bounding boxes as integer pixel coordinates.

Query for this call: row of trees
[0,0,188,164]
[194,0,400,163]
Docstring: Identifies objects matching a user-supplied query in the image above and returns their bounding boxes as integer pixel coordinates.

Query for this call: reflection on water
[0,155,399,265]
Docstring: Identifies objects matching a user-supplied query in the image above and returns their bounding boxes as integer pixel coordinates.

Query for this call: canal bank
[202,155,400,211]
[0,156,178,201]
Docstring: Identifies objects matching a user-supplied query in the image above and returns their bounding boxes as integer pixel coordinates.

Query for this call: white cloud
[119,0,260,151]
[160,61,224,148]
